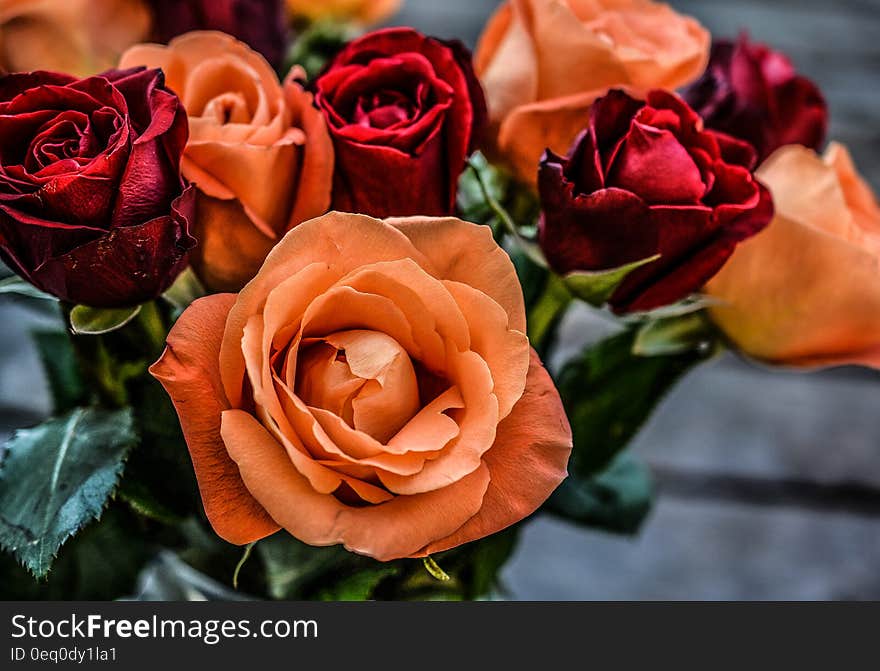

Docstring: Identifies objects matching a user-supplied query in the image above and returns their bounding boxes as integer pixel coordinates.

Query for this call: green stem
[528,274,573,356]
[468,158,547,267]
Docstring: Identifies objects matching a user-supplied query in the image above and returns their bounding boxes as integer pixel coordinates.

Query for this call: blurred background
[2,0,879,599]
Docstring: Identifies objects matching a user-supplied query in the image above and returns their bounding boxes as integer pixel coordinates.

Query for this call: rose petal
[443,280,529,419]
[27,186,196,307]
[149,294,279,544]
[222,408,491,561]
[220,213,430,406]
[421,349,571,555]
[388,216,527,333]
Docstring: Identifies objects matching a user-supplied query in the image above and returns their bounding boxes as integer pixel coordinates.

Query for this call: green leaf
[0,275,55,301]
[465,526,519,599]
[69,304,141,335]
[457,152,508,227]
[31,330,87,413]
[546,456,654,534]
[0,407,138,577]
[0,505,154,600]
[257,532,351,599]
[632,312,718,357]
[284,19,357,81]
[122,377,200,519]
[622,294,720,323]
[317,565,399,601]
[116,479,183,525]
[162,267,205,313]
[556,328,714,476]
[563,254,660,307]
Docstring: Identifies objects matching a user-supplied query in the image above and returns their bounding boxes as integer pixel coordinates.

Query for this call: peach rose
[286,0,401,25]
[120,31,333,291]
[706,143,880,368]
[475,0,710,185]
[0,0,150,76]
[151,212,572,560]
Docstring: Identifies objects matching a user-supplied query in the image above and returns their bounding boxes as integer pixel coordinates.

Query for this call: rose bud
[151,212,572,560]
[145,0,288,69]
[314,27,487,218]
[538,89,773,313]
[682,33,828,162]
[475,0,709,186]
[120,32,334,292]
[0,0,150,76]
[285,0,402,26]
[707,143,880,368]
[0,67,195,307]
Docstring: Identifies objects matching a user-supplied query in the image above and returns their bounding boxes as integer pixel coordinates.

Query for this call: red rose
[146,0,289,69]
[538,89,773,313]
[682,33,827,162]
[0,68,195,307]
[314,27,486,218]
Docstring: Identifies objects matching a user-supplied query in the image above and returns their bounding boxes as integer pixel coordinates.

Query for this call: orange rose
[120,31,333,291]
[151,212,572,560]
[475,0,709,185]
[706,143,880,368]
[0,0,150,75]
[285,0,401,25]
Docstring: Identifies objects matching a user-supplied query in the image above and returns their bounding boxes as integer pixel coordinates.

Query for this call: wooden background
[0,0,878,599]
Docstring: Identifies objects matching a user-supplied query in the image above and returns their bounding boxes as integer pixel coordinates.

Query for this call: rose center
[295,329,421,443]
[203,92,252,125]
[353,90,418,129]
[23,111,93,172]
[185,61,260,123]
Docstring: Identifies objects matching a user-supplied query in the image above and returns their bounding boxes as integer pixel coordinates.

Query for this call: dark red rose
[681,33,827,162]
[0,67,195,307]
[538,89,773,314]
[314,27,487,218]
[147,0,288,69]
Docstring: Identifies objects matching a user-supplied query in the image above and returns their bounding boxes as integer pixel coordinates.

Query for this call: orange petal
[298,285,423,365]
[387,386,464,455]
[707,144,880,367]
[379,347,498,495]
[184,139,299,238]
[755,144,854,241]
[339,258,472,371]
[421,349,571,555]
[189,195,275,292]
[387,216,527,334]
[325,330,421,442]
[121,31,282,111]
[284,69,335,230]
[219,213,428,406]
[222,409,491,561]
[708,213,880,367]
[149,294,279,544]
[475,1,538,129]
[496,89,601,187]
[3,0,150,76]
[474,1,514,75]
[825,143,880,239]
[444,279,530,419]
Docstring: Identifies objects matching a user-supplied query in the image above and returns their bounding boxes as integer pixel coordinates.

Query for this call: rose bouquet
[0,0,876,601]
